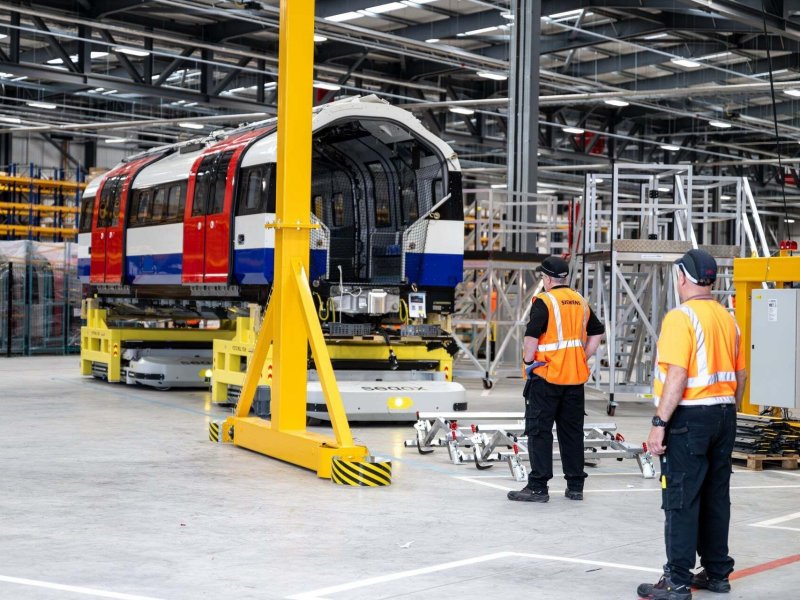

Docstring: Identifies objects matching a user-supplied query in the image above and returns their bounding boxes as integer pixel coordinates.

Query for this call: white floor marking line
[286,552,516,600]
[288,551,662,600]
[750,524,800,533]
[0,575,167,600]
[750,511,800,527]
[749,511,800,533]
[454,477,800,494]
[453,476,514,491]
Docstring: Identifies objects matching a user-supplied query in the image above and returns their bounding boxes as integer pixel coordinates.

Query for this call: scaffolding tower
[452,189,573,387]
[577,164,769,415]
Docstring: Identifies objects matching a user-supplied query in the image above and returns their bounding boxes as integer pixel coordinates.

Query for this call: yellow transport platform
[80,298,236,383]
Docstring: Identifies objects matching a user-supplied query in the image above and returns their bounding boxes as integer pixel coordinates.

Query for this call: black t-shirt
[524,285,605,339]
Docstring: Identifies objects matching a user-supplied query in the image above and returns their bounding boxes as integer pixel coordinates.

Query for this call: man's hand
[647,426,667,456]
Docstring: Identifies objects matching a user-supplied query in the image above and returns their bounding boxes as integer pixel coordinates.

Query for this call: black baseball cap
[536,256,570,278]
[675,249,717,285]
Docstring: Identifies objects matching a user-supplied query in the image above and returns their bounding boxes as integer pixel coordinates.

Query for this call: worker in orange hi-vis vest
[637,249,746,600]
[507,256,605,504]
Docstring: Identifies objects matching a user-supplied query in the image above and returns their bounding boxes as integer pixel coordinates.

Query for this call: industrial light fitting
[670,58,702,68]
[604,99,629,107]
[477,71,508,81]
[708,120,732,128]
[660,144,681,151]
[450,106,475,115]
[562,126,585,134]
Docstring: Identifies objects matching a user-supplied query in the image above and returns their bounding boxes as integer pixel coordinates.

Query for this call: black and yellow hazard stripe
[208,421,221,443]
[331,456,392,487]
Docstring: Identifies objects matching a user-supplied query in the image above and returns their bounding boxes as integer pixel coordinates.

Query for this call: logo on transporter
[360,385,427,391]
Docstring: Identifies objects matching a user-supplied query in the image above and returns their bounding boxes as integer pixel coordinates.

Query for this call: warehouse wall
[8,134,131,175]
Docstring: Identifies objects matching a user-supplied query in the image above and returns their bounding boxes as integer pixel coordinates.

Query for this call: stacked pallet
[735,415,800,456]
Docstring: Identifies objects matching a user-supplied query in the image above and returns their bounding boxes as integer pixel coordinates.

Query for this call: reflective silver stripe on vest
[544,292,563,341]
[679,305,708,375]
[671,304,737,392]
[538,339,584,352]
[539,292,585,353]
[686,370,738,387]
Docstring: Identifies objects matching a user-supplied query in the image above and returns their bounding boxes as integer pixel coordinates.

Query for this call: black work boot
[691,570,731,593]
[637,575,692,600]
[507,486,549,502]
[564,488,583,501]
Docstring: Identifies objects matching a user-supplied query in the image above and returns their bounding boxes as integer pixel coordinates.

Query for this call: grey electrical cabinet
[750,289,800,409]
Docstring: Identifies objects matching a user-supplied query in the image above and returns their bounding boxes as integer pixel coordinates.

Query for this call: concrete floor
[1,356,798,600]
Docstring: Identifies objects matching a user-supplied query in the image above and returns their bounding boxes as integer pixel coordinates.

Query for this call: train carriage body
[78,96,464,315]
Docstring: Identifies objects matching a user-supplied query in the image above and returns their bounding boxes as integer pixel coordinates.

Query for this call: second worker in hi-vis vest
[637,249,746,600]
[508,256,605,503]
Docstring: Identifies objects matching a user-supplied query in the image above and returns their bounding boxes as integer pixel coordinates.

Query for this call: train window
[236,164,276,216]
[96,179,114,228]
[135,190,152,226]
[209,150,234,215]
[368,162,391,227]
[313,195,323,219]
[79,196,95,233]
[165,183,185,221]
[237,166,264,215]
[192,156,215,217]
[331,192,344,227]
[109,176,125,227]
[151,187,166,222]
[401,187,418,225]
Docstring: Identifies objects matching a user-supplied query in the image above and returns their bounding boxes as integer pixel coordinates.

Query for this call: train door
[183,150,235,284]
[90,175,124,283]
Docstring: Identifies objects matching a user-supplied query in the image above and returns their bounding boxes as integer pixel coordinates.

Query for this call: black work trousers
[523,375,587,493]
[660,403,737,587]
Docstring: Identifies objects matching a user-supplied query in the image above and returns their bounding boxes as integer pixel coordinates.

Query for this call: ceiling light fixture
[0,116,22,124]
[450,106,475,115]
[425,38,440,43]
[784,89,800,97]
[644,33,669,40]
[670,58,702,68]
[90,51,109,59]
[562,126,585,134]
[500,12,514,20]
[366,2,406,14]
[604,99,629,107]
[709,120,732,128]
[313,34,328,42]
[463,26,499,36]
[114,47,150,57]
[720,195,732,200]
[490,183,507,189]
[178,122,204,129]
[477,71,508,81]
[660,144,681,151]
[104,138,129,144]
[314,82,341,91]
[27,101,57,109]
[326,11,363,22]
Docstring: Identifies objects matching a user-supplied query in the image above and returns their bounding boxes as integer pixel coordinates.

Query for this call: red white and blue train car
[78,96,464,316]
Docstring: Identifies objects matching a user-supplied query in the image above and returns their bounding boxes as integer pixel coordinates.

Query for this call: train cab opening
[311,118,447,286]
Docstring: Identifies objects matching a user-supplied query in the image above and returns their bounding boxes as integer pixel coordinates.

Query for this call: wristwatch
[651,415,668,427]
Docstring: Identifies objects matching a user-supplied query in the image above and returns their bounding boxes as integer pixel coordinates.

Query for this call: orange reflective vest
[653,299,744,406]
[532,287,590,385]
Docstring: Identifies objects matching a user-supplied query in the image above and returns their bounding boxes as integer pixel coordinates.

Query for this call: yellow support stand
[80,298,235,382]
[221,0,373,480]
[210,311,455,405]
[733,250,800,415]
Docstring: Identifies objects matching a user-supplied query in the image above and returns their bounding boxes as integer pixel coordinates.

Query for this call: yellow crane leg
[221,0,370,479]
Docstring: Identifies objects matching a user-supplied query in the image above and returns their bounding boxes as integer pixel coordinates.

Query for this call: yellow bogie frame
[80,298,235,383]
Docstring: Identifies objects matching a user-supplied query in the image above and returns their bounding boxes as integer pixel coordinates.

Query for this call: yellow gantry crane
[217,0,388,485]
